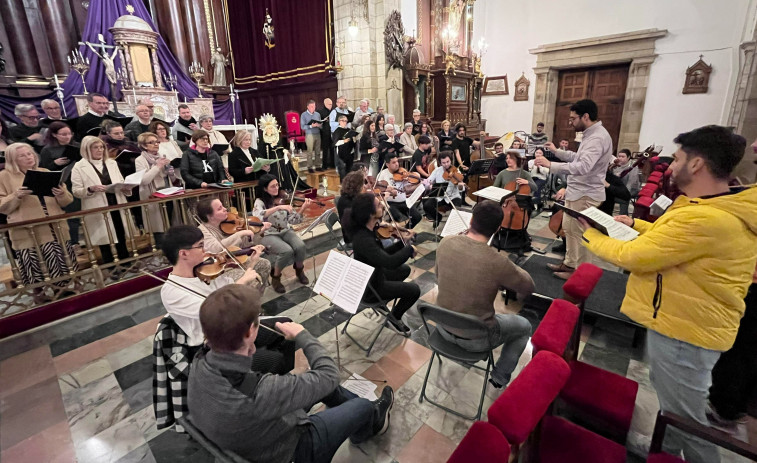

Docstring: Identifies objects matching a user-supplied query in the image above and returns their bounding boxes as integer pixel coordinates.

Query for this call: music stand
[467,158,495,203]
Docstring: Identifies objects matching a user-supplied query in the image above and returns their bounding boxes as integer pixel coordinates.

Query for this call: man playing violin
[411,135,433,179]
[376,152,423,228]
[196,198,272,293]
[159,225,296,374]
[422,151,465,227]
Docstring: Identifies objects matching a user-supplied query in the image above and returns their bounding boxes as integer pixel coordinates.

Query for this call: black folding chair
[177,416,251,463]
[340,282,403,356]
[324,208,353,256]
[417,302,496,420]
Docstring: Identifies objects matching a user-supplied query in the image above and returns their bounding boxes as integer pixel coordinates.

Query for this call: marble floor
[1,210,755,463]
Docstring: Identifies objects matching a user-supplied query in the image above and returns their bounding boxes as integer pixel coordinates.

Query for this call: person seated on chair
[337,170,368,243]
[435,200,535,388]
[598,167,630,216]
[489,142,507,177]
[411,135,433,179]
[347,193,420,333]
[493,151,537,192]
[195,198,273,293]
[187,284,394,463]
[422,151,465,228]
[528,147,551,212]
[160,225,295,374]
[376,152,423,229]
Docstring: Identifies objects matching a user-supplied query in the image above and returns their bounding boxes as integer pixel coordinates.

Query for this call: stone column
[729,41,757,183]
[532,67,559,141]
[619,56,656,152]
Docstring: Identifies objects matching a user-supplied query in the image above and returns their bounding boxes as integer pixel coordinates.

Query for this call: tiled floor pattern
[1,211,755,463]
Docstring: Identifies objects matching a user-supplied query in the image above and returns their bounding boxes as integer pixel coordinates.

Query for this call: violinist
[196,198,272,293]
[253,174,312,293]
[422,151,465,227]
[411,135,433,179]
[376,153,423,228]
[348,193,420,333]
[493,151,537,192]
[489,142,507,177]
[159,225,295,374]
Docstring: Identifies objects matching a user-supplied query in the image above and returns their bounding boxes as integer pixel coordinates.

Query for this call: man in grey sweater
[187,285,394,463]
[535,99,613,279]
[435,200,536,388]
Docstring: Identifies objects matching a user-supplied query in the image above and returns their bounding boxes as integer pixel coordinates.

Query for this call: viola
[376,223,415,242]
[370,180,398,198]
[273,191,326,207]
[219,210,265,235]
[392,167,421,185]
[443,165,464,185]
[194,245,259,282]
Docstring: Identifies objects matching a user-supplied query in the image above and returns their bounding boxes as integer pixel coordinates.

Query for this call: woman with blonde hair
[0,143,77,302]
[228,130,266,184]
[135,132,179,242]
[437,119,454,151]
[71,136,133,267]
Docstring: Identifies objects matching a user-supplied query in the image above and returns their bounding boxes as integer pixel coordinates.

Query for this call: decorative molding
[513,72,529,101]
[529,28,668,55]
[385,10,406,71]
[682,55,712,95]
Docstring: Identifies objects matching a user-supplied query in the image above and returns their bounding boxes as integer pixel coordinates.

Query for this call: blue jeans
[438,313,532,385]
[647,330,722,463]
[293,386,376,463]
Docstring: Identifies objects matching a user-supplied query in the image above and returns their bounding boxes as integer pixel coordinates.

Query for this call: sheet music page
[313,251,350,301]
[581,207,639,241]
[332,258,374,314]
[123,169,145,186]
[650,195,673,216]
[441,210,472,237]
[342,373,378,400]
[473,186,513,202]
[156,186,184,195]
[405,183,426,208]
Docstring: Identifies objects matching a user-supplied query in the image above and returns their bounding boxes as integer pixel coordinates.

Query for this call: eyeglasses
[21,115,41,120]
[184,242,204,250]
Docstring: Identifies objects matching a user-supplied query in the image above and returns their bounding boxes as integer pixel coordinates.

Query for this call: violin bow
[191,214,261,285]
[444,189,469,234]
[139,270,281,336]
[377,193,409,247]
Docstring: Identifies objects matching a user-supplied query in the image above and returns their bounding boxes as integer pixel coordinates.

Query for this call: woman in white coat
[135,132,180,244]
[71,136,133,265]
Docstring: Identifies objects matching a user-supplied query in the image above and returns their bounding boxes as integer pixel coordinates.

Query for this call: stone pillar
[729,41,757,183]
[1,0,41,77]
[532,67,559,141]
[619,56,656,152]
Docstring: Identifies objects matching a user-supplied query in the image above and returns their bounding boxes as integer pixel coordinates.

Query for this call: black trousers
[99,210,130,264]
[422,197,462,226]
[368,264,420,320]
[252,317,297,375]
[709,283,757,420]
[386,201,422,229]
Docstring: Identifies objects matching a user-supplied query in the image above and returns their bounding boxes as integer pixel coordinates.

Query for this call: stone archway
[529,29,668,152]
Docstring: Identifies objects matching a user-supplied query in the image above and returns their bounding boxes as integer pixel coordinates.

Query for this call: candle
[67,55,71,64]
[54,74,60,87]
[132,87,137,101]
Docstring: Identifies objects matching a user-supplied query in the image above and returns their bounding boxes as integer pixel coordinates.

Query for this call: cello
[500,162,532,230]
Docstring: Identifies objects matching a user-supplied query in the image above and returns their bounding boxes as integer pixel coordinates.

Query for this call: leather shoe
[553,271,574,280]
[546,262,574,273]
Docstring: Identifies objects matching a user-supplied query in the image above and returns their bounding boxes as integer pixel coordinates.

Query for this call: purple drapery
[0,0,240,125]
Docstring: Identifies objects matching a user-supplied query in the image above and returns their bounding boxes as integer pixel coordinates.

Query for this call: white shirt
[377,168,407,203]
[527,159,549,180]
[240,147,255,165]
[160,274,234,346]
[426,165,462,202]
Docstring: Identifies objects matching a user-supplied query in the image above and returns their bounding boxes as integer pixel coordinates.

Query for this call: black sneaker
[372,386,394,435]
[386,313,410,333]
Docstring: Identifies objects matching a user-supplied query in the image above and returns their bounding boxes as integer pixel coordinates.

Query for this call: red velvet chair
[284,111,306,145]
[447,421,510,463]
[537,415,626,463]
[530,299,580,357]
[558,265,639,444]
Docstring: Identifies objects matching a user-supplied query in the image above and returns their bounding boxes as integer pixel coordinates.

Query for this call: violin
[375,223,416,242]
[370,180,398,198]
[443,165,464,185]
[219,209,265,235]
[392,167,422,185]
[273,191,326,207]
[194,245,260,282]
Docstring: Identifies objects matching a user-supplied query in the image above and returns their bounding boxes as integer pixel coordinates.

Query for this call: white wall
[472,0,756,150]
[401,0,417,37]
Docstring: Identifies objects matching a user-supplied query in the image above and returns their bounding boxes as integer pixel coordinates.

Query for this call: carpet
[520,254,636,325]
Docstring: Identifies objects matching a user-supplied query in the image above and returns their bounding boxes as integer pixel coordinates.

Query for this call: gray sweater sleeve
[251,331,340,420]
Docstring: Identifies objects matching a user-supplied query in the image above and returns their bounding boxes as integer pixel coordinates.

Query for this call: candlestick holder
[68,50,91,94]
[164,73,178,92]
[188,62,205,98]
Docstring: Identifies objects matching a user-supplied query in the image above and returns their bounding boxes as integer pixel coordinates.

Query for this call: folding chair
[340,282,401,356]
[177,416,250,463]
[417,302,496,421]
[323,208,352,256]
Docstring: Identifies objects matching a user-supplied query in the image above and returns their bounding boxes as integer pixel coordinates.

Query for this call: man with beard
[535,99,613,279]
[173,104,198,149]
[577,126,757,463]
[316,98,334,169]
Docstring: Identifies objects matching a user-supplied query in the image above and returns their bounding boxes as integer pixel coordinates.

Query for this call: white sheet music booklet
[313,251,375,314]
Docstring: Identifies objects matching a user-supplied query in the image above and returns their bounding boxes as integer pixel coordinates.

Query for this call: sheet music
[473,186,513,202]
[441,210,472,237]
[405,183,426,208]
[342,373,378,400]
[156,186,184,196]
[313,251,375,314]
[581,207,639,241]
[650,195,673,216]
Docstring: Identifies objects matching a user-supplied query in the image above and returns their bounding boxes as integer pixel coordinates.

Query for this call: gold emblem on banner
[263,8,275,49]
[259,113,281,145]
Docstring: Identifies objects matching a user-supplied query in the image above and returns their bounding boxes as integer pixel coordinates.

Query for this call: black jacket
[352,227,414,292]
[180,148,224,189]
[599,171,631,215]
[227,146,260,183]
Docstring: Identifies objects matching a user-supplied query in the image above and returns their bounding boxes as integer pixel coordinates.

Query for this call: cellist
[422,152,466,227]
[493,151,537,192]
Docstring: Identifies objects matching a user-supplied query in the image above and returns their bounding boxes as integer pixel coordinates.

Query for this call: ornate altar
[402,38,433,119]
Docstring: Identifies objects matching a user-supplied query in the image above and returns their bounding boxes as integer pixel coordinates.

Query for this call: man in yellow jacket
[577,125,757,463]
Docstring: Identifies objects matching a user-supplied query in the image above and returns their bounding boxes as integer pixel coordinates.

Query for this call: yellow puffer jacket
[583,186,757,351]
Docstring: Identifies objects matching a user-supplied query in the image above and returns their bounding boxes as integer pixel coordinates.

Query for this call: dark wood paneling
[239,78,338,134]
[40,0,78,75]
[1,0,41,76]
[154,0,191,70]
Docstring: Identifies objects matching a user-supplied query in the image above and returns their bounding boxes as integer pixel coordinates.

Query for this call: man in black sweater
[317,98,334,169]
[76,93,111,140]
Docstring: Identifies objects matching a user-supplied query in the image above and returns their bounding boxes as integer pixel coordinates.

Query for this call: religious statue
[263,9,275,49]
[210,48,229,88]
[86,34,119,84]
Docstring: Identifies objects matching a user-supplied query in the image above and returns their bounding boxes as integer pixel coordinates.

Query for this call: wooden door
[553,65,629,153]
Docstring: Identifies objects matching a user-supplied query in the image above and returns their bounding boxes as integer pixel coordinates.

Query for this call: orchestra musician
[376,153,423,228]
[158,225,295,374]
[422,151,465,228]
[411,135,433,179]
[493,151,537,192]
[347,193,420,333]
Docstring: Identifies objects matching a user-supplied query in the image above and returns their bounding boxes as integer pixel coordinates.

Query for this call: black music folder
[23,163,74,197]
[211,144,229,154]
[379,140,404,152]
